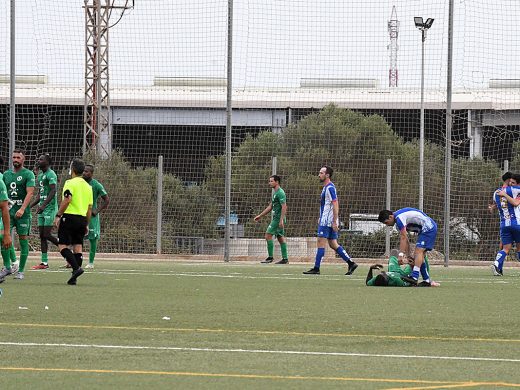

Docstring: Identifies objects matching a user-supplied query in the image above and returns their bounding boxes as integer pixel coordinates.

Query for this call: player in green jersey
[366,249,439,287]
[0,166,14,283]
[30,154,59,269]
[365,263,414,287]
[254,175,288,264]
[82,164,109,269]
[391,249,440,286]
[2,149,35,280]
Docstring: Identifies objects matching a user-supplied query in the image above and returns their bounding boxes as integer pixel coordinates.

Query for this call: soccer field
[0,261,518,389]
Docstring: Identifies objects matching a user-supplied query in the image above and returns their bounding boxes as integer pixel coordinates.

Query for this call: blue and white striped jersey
[494,185,520,227]
[394,207,436,233]
[319,182,338,227]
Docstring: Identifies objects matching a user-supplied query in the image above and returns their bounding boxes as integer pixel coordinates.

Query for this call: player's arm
[254,203,272,222]
[30,191,40,209]
[398,227,410,258]
[488,199,497,213]
[85,188,93,234]
[279,202,287,228]
[16,185,35,219]
[86,204,92,225]
[366,264,384,285]
[332,199,339,232]
[497,190,520,207]
[93,193,110,216]
[0,200,12,249]
[54,189,72,228]
[37,183,57,213]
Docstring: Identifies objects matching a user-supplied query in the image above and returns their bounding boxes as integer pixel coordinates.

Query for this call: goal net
[0,0,518,261]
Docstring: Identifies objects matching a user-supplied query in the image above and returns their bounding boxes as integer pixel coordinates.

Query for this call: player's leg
[39,225,49,265]
[419,258,431,283]
[327,237,357,275]
[87,217,100,268]
[512,229,520,265]
[0,224,13,280]
[87,238,97,268]
[58,217,80,273]
[9,220,17,267]
[73,244,84,268]
[275,234,288,264]
[32,211,51,269]
[42,207,59,247]
[16,234,29,279]
[410,247,426,281]
[412,228,437,282]
[261,223,276,263]
[494,227,512,276]
[15,215,32,279]
[303,227,328,274]
[67,219,86,285]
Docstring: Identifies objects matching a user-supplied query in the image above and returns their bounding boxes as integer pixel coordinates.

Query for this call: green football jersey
[366,271,410,287]
[387,255,429,276]
[0,173,8,203]
[88,178,108,211]
[3,167,36,217]
[38,168,58,209]
[271,187,286,222]
[0,173,6,230]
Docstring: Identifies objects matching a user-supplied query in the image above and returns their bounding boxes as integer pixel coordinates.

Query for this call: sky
[0,0,519,90]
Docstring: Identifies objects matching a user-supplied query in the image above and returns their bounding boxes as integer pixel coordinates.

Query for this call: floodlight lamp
[414,17,424,28]
[425,18,434,29]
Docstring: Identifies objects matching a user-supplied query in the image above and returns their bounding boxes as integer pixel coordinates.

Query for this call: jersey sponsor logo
[9,182,18,199]
[17,176,22,181]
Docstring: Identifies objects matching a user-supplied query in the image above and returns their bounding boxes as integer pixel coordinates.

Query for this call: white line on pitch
[0,342,519,363]
[39,270,514,284]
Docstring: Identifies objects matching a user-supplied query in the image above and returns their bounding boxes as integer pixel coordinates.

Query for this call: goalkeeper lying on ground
[366,249,440,287]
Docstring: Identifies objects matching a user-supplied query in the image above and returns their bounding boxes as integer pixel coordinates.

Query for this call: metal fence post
[156,155,163,254]
[385,159,392,256]
[444,0,455,267]
[224,0,233,262]
[9,0,16,169]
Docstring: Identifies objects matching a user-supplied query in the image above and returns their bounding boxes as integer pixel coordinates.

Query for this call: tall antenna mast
[388,5,399,87]
[83,0,132,157]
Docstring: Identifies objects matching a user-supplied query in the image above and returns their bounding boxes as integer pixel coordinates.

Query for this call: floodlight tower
[387,6,399,87]
[83,0,132,157]
[414,16,434,210]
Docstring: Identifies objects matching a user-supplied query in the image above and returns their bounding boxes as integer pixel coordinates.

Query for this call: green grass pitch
[0,261,519,389]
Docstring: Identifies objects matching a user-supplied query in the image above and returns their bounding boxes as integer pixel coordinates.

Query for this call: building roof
[1,84,519,110]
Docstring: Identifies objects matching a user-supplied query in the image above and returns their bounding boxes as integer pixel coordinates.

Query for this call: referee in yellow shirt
[54,159,93,285]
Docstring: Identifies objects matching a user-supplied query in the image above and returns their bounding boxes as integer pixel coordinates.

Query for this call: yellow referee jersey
[62,177,93,216]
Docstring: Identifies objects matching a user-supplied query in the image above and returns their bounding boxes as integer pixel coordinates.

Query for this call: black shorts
[58,214,88,245]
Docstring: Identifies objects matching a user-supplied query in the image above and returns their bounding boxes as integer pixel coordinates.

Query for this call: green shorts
[88,216,101,240]
[266,220,286,237]
[10,213,32,236]
[38,206,58,227]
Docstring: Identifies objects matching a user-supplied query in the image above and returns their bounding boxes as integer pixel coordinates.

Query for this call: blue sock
[314,247,325,269]
[517,252,520,262]
[335,245,352,265]
[420,262,430,282]
[494,250,507,271]
[411,266,420,280]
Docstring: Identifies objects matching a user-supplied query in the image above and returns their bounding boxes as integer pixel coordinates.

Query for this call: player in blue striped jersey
[493,174,520,275]
[378,207,437,285]
[303,166,358,275]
